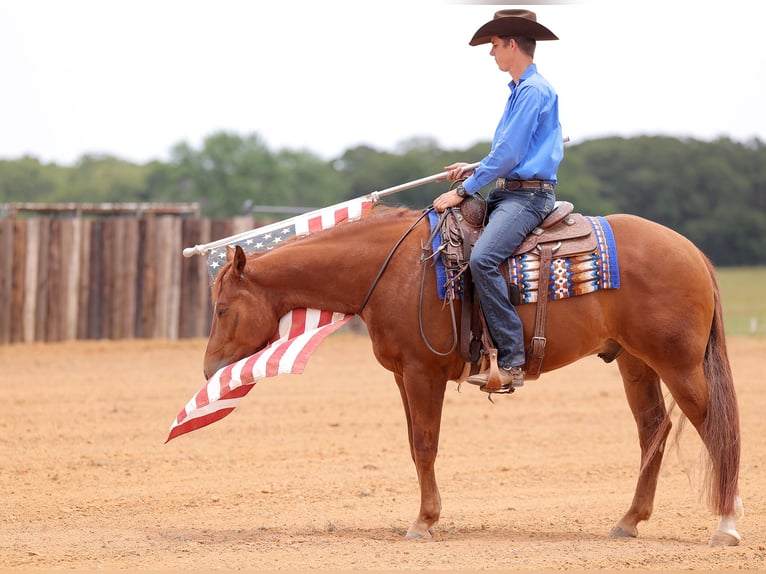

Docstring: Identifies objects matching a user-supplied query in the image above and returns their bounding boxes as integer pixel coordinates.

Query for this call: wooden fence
[0,203,257,344]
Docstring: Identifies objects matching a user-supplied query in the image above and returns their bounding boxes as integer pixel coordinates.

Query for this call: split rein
[356,207,460,357]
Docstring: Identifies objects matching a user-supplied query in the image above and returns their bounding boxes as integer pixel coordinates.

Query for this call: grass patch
[716,266,766,337]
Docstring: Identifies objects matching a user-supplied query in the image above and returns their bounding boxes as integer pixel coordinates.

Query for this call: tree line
[1,132,765,266]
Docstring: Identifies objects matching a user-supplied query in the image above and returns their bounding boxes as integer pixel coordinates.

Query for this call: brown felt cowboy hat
[469,9,558,46]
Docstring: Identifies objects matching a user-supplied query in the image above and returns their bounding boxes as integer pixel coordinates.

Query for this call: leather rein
[356,207,459,357]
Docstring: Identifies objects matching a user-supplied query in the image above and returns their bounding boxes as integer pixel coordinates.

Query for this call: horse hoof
[709,530,741,547]
[609,525,637,538]
[405,529,433,540]
[405,523,434,539]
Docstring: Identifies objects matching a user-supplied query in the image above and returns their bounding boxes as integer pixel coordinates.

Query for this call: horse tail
[700,255,741,517]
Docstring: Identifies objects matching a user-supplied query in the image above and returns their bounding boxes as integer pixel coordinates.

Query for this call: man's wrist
[455,183,468,198]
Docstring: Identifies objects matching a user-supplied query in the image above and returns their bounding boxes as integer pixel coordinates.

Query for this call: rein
[418,240,460,357]
[356,208,431,315]
[356,206,459,358]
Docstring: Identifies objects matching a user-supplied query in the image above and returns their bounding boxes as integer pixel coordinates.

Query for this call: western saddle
[436,194,596,390]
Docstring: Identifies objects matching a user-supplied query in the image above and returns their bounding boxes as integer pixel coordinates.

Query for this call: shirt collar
[508,63,538,91]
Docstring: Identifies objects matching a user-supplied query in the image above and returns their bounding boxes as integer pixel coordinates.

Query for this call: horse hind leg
[610,352,669,539]
[660,354,743,546]
[652,254,744,546]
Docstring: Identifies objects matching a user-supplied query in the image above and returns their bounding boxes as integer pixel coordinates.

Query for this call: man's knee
[469,251,497,275]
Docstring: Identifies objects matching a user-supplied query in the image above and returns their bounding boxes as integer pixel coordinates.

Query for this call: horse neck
[254,210,420,315]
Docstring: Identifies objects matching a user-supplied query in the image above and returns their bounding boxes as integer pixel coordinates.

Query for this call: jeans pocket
[540,190,556,214]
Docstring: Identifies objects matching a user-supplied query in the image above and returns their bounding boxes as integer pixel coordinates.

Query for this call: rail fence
[0,203,257,344]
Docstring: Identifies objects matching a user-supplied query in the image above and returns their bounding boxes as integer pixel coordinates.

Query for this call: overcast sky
[2,0,765,165]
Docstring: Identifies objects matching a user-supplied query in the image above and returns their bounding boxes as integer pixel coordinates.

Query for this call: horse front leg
[394,372,447,538]
[611,352,669,538]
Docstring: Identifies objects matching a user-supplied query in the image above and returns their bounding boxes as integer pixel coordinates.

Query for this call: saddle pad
[428,211,620,302]
[508,216,620,304]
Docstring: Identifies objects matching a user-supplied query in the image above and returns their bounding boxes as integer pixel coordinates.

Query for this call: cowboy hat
[469,9,558,46]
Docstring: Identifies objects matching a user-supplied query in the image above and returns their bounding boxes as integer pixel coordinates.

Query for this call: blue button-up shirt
[462,63,563,195]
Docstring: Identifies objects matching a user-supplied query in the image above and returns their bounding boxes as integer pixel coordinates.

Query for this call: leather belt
[496,178,554,191]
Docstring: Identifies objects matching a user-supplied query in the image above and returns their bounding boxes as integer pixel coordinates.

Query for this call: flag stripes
[166,308,354,442]
[296,200,367,236]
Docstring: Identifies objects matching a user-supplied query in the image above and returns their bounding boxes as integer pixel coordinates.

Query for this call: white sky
[1,0,765,165]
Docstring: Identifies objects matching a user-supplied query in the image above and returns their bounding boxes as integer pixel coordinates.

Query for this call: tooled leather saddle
[437,194,596,381]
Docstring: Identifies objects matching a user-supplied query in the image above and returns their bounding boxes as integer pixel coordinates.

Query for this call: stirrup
[482,347,505,393]
[480,382,515,395]
[469,348,522,394]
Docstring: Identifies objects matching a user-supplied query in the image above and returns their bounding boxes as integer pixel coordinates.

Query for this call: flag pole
[368,162,480,201]
[181,163,479,258]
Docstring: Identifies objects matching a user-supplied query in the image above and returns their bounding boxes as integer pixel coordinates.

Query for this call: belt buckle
[495,178,506,191]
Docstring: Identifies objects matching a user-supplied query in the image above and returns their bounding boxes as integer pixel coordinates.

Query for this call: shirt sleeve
[462,85,544,195]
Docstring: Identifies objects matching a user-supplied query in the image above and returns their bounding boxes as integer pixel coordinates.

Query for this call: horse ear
[232,245,247,276]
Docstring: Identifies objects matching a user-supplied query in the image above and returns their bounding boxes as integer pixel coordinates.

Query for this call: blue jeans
[469,187,556,369]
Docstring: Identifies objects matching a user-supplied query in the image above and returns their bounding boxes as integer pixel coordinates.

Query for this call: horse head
[203,245,279,379]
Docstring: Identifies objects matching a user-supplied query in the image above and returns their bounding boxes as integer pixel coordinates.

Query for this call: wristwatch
[455,183,467,198]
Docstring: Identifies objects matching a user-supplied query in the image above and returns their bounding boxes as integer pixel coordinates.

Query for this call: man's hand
[444,162,475,181]
[433,188,465,213]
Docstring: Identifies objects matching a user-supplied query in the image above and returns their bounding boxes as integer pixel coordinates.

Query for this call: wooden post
[87,220,104,340]
[11,219,27,343]
[76,219,92,340]
[138,216,158,339]
[120,217,140,339]
[24,218,40,343]
[62,218,82,341]
[46,218,63,342]
[0,218,12,344]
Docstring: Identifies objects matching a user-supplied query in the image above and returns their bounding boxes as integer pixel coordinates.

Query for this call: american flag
[167,197,372,442]
[167,309,353,442]
[205,197,372,280]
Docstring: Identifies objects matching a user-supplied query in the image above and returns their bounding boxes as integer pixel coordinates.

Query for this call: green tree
[162,132,279,217]
[154,131,350,218]
[0,156,60,202]
[62,154,149,203]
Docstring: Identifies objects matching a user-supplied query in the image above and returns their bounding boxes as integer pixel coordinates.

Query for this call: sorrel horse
[203,205,742,546]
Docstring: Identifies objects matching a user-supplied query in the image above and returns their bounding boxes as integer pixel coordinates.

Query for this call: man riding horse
[432,9,563,393]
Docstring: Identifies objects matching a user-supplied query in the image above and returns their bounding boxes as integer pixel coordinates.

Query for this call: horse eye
[216,305,229,318]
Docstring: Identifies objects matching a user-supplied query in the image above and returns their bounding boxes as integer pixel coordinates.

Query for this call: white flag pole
[368,162,481,201]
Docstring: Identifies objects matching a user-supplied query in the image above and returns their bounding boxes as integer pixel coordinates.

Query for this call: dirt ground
[1,333,765,571]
